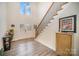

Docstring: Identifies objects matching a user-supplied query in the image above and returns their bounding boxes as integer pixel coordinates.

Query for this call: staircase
[36,2,68,37]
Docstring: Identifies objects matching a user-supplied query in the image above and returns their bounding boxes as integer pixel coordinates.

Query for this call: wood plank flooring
[4,39,57,56]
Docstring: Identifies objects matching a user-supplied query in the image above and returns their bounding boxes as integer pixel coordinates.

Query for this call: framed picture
[59,15,76,33]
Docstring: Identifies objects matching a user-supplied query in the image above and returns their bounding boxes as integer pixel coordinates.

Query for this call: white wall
[37,2,52,25]
[35,2,79,55]
[0,2,52,42]
[7,2,39,41]
[0,3,7,49]
[7,2,53,41]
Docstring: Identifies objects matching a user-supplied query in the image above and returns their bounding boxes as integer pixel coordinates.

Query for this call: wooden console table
[56,32,73,56]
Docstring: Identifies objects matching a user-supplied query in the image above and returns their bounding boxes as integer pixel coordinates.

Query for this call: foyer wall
[37,2,52,25]
[35,2,79,55]
[7,2,52,41]
[7,3,38,41]
[0,2,52,43]
[0,3,7,49]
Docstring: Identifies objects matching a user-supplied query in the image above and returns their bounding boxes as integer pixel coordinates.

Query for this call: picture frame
[59,15,76,33]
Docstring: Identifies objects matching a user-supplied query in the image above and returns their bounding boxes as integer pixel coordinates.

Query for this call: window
[20,2,31,15]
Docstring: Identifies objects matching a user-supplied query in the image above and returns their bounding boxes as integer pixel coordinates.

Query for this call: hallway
[4,39,57,56]
[0,2,79,56]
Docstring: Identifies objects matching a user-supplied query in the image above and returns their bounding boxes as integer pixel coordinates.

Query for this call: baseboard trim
[12,37,35,42]
[35,39,54,50]
[35,39,59,56]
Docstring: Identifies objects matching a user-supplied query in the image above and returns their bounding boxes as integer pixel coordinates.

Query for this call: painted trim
[12,37,35,42]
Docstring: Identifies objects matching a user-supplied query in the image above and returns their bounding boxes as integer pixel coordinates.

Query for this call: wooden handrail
[36,2,54,31]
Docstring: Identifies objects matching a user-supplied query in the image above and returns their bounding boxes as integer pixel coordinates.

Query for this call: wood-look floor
[4,39,57,56]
